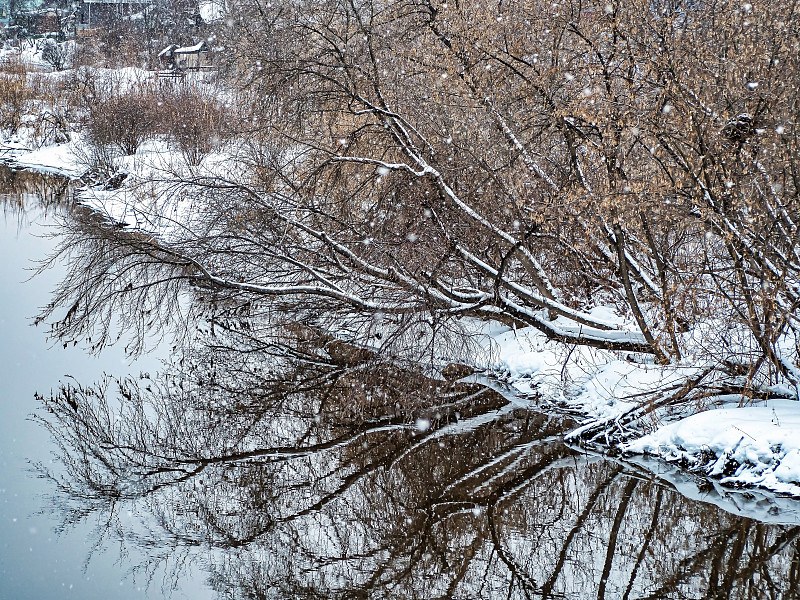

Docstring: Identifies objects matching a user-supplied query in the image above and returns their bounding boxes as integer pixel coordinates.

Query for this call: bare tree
[39,39,71,71]
[38,0,800,401]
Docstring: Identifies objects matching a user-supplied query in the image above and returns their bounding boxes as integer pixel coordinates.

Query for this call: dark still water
[1,169,800,599]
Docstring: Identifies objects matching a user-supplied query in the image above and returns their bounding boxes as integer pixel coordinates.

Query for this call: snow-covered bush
[84,84,160,156]
[161,88,229,165]
[38,39,73,72]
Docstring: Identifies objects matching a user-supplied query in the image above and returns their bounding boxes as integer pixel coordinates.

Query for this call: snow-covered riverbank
[485,323,800,497]
[624,400,800,497]
[1,136,85,177]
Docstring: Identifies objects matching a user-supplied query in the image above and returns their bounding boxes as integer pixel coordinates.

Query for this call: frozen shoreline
[1,138,85,177]
[483,323,800,498]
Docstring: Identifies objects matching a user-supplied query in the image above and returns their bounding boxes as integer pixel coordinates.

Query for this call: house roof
[158,44,178,57]
[174,41,210,54]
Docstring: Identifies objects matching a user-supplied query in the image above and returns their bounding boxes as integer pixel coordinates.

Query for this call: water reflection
[0,165,73,212]
[0,181,210,600]
[35,323,800,599]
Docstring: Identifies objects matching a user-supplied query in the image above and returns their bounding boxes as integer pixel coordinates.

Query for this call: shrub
[84,85,160,156]
[71,140,121,181]
[38,39,73,72]
[63,66,107,111]
[160,89,229,166]
[32,111,71,146]
[0,66,31,135]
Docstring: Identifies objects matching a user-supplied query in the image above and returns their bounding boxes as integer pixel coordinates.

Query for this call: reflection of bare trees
[0,166,73,214]
[35,324,800,599]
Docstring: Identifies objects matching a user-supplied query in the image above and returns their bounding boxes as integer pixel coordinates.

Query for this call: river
[0,167,212,600]
[1,167,799,599]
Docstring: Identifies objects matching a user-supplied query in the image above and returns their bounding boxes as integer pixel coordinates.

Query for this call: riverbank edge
[5,148,800,503]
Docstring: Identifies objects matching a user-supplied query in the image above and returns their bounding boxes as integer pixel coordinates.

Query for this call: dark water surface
[1,167,800,599]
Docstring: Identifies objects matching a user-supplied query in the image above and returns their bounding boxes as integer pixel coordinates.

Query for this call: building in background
[3,0,75,35]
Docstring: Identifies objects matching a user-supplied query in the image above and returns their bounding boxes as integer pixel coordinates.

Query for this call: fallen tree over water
[38,0,800,406]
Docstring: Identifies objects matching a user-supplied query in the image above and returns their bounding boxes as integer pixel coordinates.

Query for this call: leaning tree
[43,0,800,395]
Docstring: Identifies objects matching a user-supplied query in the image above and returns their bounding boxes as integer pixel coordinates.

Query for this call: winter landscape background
[2,0,800,598]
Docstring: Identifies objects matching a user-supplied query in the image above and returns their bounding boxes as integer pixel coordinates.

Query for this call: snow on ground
[479,317,701,421]
[2,136,86,177]
[73,141,249,244]
[1,39,51,70]
[622,400,800,496]
[200,0,225,22]
[478,321,800,498]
